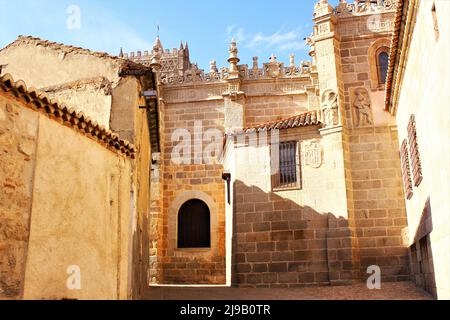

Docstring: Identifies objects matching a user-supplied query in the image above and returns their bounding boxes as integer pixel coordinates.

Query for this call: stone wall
[347,127,409,281]
[337,21,410,282]
[0,40,155,298]
[230,127,356,287]
[0,97,39,299]
[154,94,226,284]
[24,116,133,300]
[0,89,134,300]
[393,0,450,299]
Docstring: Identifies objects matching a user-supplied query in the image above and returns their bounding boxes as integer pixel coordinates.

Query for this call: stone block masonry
[232,181,357,288]
[0,99,38,299]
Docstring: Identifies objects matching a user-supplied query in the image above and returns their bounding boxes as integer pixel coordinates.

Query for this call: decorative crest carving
[264,54,283,78]
[303,140,323,169]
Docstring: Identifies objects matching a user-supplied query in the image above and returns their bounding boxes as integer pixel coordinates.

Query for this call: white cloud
[278,42,306,52]
[227,25,247,44]
[247,31,298,49]
[226,26,306,54]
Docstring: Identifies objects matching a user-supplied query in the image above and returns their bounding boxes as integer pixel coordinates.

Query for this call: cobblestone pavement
[142,281,433,300]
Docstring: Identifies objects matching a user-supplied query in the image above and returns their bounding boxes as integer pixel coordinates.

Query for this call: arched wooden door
[177,199,211,248]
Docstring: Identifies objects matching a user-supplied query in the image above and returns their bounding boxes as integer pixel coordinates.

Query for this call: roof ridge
[0,73,136,159]
[0,35,151,74]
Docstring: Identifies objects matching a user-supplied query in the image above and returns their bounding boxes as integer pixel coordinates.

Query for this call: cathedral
[0,0,448,300]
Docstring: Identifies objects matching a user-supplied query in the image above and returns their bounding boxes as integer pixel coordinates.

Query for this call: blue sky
[0,0,340,70]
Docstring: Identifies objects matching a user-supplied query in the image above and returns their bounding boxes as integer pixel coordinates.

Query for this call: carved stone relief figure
[353,87,373,127]
[321,90,339,127]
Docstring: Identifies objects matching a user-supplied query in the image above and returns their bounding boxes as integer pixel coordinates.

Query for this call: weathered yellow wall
[22,114,133,300]
[0,90,134,300]
[395,0,450,299]
[0,42,123,129]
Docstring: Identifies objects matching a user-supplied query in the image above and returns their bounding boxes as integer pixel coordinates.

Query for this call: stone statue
[321,90,339,127]
[209,60,218,74]
[353,88,373,126]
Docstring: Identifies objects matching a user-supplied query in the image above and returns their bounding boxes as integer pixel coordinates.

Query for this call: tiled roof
[0,73,136,158]
[385,0,406,112]
[230,110,321,135]
[0,36,150,75]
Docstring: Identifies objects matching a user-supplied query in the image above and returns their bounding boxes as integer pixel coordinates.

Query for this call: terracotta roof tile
[230,110,321,135]
[0,73,136,159]
[385,0,406,112]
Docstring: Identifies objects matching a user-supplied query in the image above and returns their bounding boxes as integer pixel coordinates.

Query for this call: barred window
[408,115,423,187]
[400,140,414,200]
[273,141,301,190]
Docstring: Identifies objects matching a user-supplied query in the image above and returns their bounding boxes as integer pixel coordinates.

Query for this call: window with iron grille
[400,139,414,200]
[407,115,423,187]
[272,141,301,190]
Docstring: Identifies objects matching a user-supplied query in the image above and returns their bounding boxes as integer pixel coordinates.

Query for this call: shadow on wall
[409,197,436,298]
[231,180,410,288]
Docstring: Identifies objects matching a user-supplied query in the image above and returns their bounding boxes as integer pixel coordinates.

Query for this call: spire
[185,42,189,52]
[152,25,164,53]
[119,47,124,58]
[153,35,163,53]
[180,41,184,50]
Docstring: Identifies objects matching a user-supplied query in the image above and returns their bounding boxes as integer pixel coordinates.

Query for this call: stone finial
[290,54,295,67]
[153,36,163,53]
[209,60,218,74]
[252,56,259,69]
[227,38,240,79]
[150,40,162,72]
